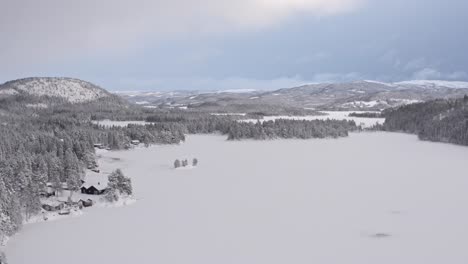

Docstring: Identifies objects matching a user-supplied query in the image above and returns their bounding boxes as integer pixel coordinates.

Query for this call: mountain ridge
[117,80,468,111]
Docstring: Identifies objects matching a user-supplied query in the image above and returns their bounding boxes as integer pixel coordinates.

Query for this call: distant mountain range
[117,80,468,111]
[2,78,468,112]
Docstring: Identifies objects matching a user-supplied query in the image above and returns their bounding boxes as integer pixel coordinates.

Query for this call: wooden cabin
[81,171,108,195]
[81,183,107,195]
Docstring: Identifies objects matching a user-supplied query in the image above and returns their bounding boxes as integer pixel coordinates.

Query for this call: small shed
[78,199,94,207]
[131,139,140,145]
[93,143,105,149]
[58,208,71,215]
[42,201,65,212]
[39,185,56,197]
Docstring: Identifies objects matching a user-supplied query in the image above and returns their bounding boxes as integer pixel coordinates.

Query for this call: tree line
[349,112,382,118]
[227,119,358,140]
[382,95,468,146]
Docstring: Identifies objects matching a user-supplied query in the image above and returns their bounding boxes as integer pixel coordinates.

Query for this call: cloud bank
[0,0,363,65]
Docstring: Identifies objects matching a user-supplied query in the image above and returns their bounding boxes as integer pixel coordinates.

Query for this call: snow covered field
[5,133,468,264]
[242,111,385,128]
[92,111,383,129]
[92,120,152,127]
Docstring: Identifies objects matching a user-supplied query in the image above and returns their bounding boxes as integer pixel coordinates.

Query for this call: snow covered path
[5,133,468,264]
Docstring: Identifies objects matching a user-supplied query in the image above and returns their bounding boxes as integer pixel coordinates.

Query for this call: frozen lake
[5,133,468,264]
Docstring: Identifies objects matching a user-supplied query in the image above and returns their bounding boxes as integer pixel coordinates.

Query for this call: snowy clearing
[211,113,247,116]
[92,120,153,127]
[5,132,468,264]
[241,111,385,128]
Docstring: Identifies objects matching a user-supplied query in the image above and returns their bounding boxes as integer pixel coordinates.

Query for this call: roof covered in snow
[81,170,108,190]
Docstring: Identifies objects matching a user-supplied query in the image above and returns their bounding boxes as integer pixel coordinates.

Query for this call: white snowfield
[396,80,468,89]
[241,111,385,128]
[92,120,152,127]
[341,99,421,109]
[5,133,468,264]
[211,113,247,116]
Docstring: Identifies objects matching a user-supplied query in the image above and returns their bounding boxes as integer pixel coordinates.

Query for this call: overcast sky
[1,0,467,91]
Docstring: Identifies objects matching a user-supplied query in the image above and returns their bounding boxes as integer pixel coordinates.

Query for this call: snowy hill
[395,80,468,89]
[118,80,468,111]
[0,77,113,103]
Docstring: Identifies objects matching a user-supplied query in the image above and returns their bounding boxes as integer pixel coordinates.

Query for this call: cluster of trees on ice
[174,158,198,168]
[382,95,468,146]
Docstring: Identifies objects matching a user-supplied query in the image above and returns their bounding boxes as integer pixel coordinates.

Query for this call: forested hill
[0,77,126,106]
[383,95,468,146]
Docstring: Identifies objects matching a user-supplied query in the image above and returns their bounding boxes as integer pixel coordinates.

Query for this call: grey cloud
[411,68,468,81]
[0,0,363,68]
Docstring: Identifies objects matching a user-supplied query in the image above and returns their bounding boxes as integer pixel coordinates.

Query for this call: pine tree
[48,158,62,195]
[22,181,41,220]
[174,159,181,168]
[192,158,198,166]
[106,169,133,202]
[64,150,82,192]
[35,156,48,191]
[0,250,7,264]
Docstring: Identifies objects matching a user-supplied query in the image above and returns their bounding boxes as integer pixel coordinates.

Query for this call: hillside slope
[118,80,468,111]
[0,77,113,103]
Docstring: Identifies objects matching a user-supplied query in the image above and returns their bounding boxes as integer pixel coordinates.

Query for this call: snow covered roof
[81,171,108,190]
[41,200,63,207]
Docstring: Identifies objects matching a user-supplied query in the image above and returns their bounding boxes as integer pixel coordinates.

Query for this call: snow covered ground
[5,133,468,264]
[241,111,385,128]
[211,113,247,116]
[92,120,153,127]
